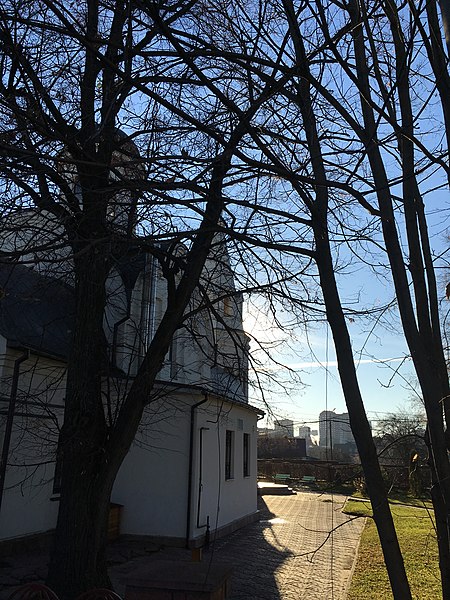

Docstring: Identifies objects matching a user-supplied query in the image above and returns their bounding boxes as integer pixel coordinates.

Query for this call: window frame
[225,429,234,480]
[243,432,250,477]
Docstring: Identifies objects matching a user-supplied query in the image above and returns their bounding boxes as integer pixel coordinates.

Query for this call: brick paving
[206,491,365,600]
[1,491,365,600]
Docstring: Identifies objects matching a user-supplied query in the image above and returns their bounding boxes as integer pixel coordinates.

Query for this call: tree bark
[347,0,450,593]
[313,220,412,600]
[47,243,112,597]
[46,130,242,596]
[280,2,412,594]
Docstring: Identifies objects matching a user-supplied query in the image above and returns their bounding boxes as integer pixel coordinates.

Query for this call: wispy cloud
[283,357,410,370]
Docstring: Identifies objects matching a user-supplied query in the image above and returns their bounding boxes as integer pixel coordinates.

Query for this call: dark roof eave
[6,339,67,363]
[151,378,265,416]
[5,340,122,377]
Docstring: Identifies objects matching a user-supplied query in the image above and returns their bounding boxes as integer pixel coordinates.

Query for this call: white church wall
[112,395,191,540]
[0,350,65,541]
[192,400,258,542]
[112,391,259,545]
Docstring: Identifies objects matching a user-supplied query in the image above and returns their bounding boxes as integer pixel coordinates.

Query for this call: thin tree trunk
[313,222,412,600]
[348,0,450,592]
[280,2,412,594]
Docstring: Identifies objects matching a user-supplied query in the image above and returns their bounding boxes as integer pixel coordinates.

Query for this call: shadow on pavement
[203,496,292,599]
[1,496,294,600]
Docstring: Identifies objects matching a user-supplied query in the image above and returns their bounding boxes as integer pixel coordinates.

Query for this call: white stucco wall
[112,391,259,545]
[0,449,60,540]
[112,396,191,539]
[0,349,65,540]
[1,359,259,544]
[0,227,258,545]
[192,401,258,541]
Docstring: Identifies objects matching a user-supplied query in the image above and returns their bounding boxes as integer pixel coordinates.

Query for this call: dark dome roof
[111,127,141,158]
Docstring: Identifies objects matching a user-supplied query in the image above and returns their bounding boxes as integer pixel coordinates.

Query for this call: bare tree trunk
[438,0,450,56]
[280,1,412,593]
[313,219,412,600]
[347,0,450,593]
[46,136,242,596]
[47,244,112,597]
[47,466,113,596]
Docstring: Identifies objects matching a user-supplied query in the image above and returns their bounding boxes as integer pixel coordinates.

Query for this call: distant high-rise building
[319,411,354,448]
[297,425,312,446]
[274,419,294,438]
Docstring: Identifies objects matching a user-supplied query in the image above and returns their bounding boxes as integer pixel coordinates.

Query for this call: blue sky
[268,328,417,430]
[245,311,419,433]
[244,188,450,433]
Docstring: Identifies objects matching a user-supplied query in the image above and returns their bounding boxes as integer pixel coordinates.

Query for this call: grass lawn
[345,498,441,599]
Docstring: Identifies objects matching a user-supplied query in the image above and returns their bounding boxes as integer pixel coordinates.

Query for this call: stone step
[257,482,296,496]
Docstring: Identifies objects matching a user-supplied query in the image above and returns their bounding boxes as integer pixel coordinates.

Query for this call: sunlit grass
[345,499,441,599]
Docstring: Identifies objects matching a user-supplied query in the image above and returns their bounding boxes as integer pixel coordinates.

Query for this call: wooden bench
[273,473,291,484]
[300,475,316,485]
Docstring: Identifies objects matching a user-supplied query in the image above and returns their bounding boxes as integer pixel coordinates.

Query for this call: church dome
[57,126,146,235]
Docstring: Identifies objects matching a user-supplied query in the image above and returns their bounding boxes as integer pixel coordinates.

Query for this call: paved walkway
[224,491,365,599]
[1,491,365,600]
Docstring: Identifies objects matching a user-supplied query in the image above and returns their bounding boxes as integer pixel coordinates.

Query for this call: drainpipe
[196,426,210,528]
[185,391,208,548]
[145,254,157,348]
[0,348,29,516]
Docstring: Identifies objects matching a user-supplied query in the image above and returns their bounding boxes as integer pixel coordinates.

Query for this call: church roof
[0,262,75,359]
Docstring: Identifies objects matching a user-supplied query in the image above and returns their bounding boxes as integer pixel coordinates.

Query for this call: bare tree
[178,0,450,596]
[375,409,427,469]
[2,0,450,598]
[0,1,280,596]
